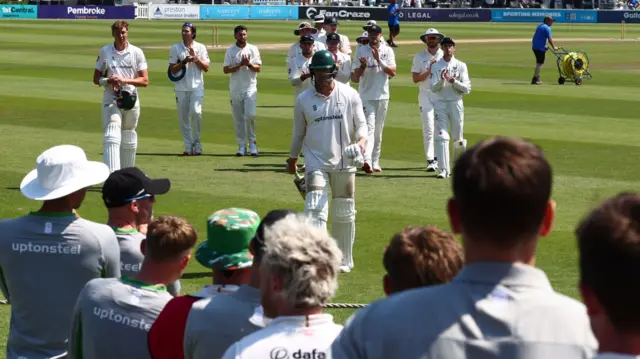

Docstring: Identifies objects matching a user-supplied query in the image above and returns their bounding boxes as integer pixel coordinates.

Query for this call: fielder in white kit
[288,35,316,99]
[223,25,262,157]
[168,22,210,156]
[351,25,396,173]
[326,33,351,85]
[286,22,326,66]
[411,28,444,172]
[286,50,367,273]
[93,20,149,173]
[429,37,471,179]
[316,17,351,56]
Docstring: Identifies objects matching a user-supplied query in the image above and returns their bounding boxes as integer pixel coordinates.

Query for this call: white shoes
[236,145,246,157]
[437,169,450,179]
[427,160,438,172]
[249,142,259,156]
[372,162,382,173]
[339,265,352,273]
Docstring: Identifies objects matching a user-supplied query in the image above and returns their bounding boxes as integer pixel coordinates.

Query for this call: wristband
[99,77,108,87]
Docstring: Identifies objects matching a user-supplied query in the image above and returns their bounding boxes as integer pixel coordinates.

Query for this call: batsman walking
[93,20,149,173]
[287,50,367,273]
[168,22,210,156]
[429,37,471,179]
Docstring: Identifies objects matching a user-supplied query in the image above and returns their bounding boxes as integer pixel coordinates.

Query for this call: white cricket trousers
[434,99,464,172]
[230,90,257,147]
[362,99,389,165]
[102,97,140,173]
[176,89,203,153]
[304,169,357,269]
[419,91,436,162]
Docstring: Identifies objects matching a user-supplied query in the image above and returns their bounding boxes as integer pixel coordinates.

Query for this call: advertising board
[150,5,200,19]
[491,9,597,23]
[0,5,37,19]
[399,8,491,22]
[297,6,388,21]
[38,5,135,19]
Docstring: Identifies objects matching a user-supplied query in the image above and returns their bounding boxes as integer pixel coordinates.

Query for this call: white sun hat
[420,28,444,43]
[356,31,369,44]
[20,145,110,201]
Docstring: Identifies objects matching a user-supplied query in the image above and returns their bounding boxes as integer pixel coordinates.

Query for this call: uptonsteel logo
[12,242,81,255]
[93,307,152,331]
[68,6,106,15]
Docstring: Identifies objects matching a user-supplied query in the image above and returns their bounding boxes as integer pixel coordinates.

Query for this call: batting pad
[305,189,328,233]
[435,130,451,174]
[453,139,467,165]
[120,129,137,169]
[103,123,121,173]
[332,198,356,268]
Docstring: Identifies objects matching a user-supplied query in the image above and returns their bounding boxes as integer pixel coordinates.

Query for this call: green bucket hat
[195,208,260,271]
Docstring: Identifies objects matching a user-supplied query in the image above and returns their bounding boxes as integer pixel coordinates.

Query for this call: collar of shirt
[594,353,640,359]
[453,262,553,290]
[232,284,261,303]
[111,42,130,55]
[194,284,240,298]
[268,313,335,328]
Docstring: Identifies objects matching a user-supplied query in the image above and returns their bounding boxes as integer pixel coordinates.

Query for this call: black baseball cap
[300,34,315,43]
[326,32,340,42]
[368,25,382,34]
[441,37,456,46]
[250,209,297,255]
[102,167,171,208]
[325,16,339,25]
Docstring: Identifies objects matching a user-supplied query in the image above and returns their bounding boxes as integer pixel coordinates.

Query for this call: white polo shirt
[429,56,472,102]
[333,51,352,85]
[286,41,326,64]
[95,42,147,101]
[411,48,443,93]
[290,81,367,173]
[288,53,314,99]
[169,41,210,92]
[317,32,351,55]
[353,43,396,101]
[221,314,343,359]
[312,28,326,41]
[223,43,262,94]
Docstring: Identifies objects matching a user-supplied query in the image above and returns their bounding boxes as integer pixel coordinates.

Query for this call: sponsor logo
[93,307,152,331]
[68,6,106,15]
[121,261,141,272]
[12,242,81,255]
[270,348,328,359]
[313,114,343,123]
[448,11,480,19]
[305,7,371,19]
[624,11,640,19]
[2,6,34,13]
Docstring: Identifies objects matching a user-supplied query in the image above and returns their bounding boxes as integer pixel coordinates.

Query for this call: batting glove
[344,144,365,168]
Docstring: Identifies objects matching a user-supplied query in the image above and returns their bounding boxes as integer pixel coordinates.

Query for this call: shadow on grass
[131,151,290,158]
[181,272,210,280]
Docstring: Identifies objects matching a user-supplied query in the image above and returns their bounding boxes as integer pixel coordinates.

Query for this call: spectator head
[576,192,640,351]
[383,226,464,295]
[259,214,341,318]
[20,145,109,211]
[141,216,198,282]
[448,136,554,259]
[102,167,171,229]
[195,208,260,286]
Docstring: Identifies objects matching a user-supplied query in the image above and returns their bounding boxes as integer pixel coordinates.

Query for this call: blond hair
[262,214,341,308]
[145,216,198,261]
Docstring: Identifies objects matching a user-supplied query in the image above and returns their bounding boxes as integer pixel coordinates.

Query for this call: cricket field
[0,18,639,355]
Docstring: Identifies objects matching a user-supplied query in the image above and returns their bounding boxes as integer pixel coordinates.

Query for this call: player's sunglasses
[426,36,440,41]
[125,193,155,203]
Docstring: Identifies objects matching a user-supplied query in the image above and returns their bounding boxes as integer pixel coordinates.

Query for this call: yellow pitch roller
[549,47,592,85]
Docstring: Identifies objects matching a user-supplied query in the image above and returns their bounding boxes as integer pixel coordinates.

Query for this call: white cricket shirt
[317,32,351,55]
[221,314,343,359]
[353,43,396,101]
[290,81,367,173]
[411,48,444,93]
[429,56,472,102]
[286,41,326,64]
[95,42,148,101]
[333,51,352,85]
[169,41,210,92]
[288,53,314,99]
[312,28,326,41]
[223,43,262,94]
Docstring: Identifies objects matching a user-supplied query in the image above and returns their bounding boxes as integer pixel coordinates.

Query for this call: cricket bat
[293,172,306,200]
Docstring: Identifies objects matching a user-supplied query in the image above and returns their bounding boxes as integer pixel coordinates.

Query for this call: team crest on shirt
[381,53,387,60]
[312,105,317,111]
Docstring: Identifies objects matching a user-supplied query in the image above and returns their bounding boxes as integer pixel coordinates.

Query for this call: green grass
[0,18,639,357]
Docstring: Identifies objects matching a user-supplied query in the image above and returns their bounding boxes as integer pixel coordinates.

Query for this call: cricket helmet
[182,22,196,39]
[116,90,137,111]
[309,50,336,70]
